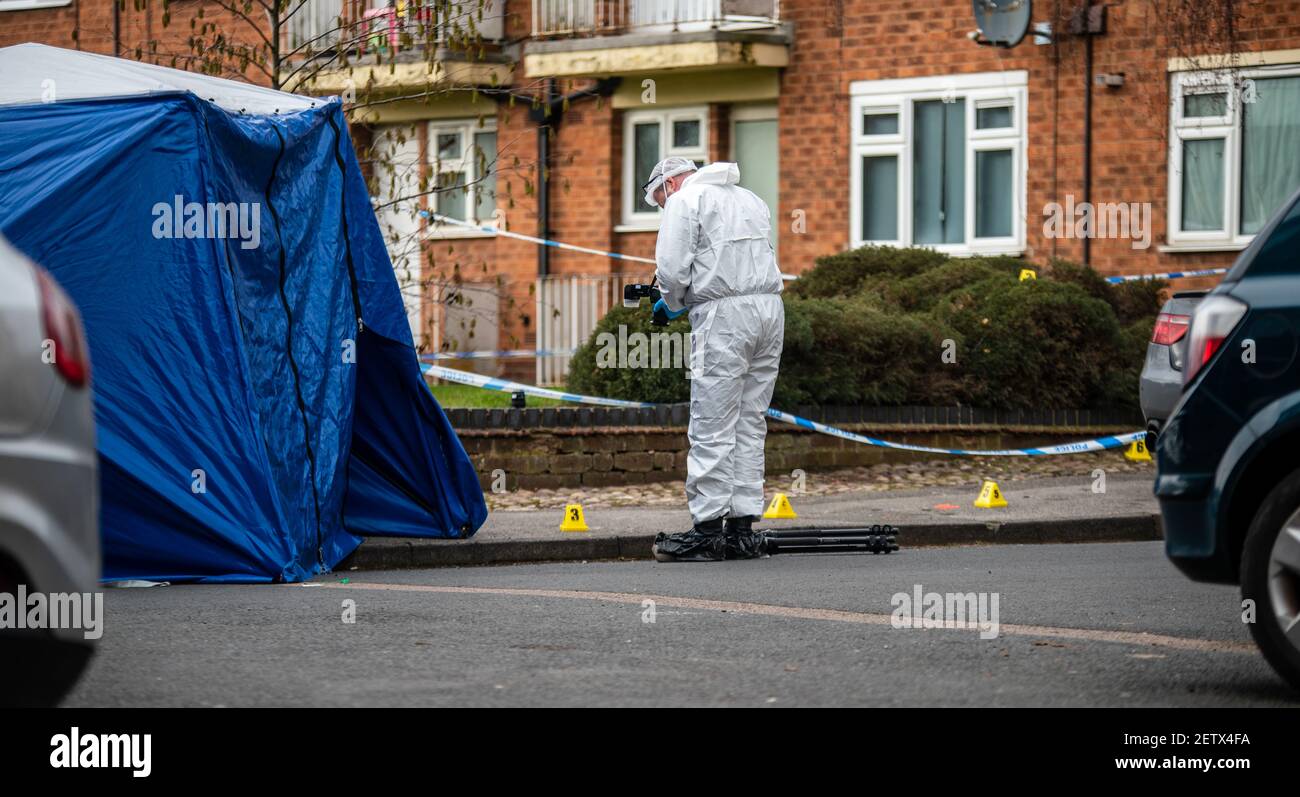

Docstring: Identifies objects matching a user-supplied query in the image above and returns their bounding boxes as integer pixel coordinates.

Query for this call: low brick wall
[458,421,1139,490]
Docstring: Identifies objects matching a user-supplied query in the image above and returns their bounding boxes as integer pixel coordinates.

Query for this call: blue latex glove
[653,298,686,320]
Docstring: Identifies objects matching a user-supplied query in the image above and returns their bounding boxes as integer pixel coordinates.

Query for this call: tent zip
[265,122,325,568]
[326,109,364,330]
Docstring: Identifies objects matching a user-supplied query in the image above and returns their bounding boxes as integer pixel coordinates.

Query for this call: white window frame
[621,106,708,230]
[849,71,1028,256]
[427,118,499,237]
[1166,63,1300,251]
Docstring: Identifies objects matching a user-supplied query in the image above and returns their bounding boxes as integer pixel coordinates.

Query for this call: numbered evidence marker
[763,493,798,519]
[1018,269,1037,281]
[974,480,1007,508]
[560,503,589,532]
[1124,439,1152,462]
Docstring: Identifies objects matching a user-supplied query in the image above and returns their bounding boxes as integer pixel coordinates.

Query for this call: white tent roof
[0,43,322,115]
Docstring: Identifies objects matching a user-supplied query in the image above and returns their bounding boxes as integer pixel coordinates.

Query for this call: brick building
[4,0,1299,382]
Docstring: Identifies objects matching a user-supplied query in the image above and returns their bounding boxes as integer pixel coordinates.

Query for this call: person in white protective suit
[643,157,785,562]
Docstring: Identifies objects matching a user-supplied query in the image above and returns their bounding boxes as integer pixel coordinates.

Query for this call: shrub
[566,247,1160,412]
[566,303,692,404]
[786,245,948,299]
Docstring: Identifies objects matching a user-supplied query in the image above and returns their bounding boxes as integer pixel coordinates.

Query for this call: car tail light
[36,268,90,388]
[1151,313,1190,346]
[1184,295,1248,386]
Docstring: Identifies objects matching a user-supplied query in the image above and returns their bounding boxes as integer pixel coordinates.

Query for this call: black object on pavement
[758,525,900,555]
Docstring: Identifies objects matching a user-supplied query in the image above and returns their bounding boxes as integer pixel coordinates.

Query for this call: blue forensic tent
[0,44,487,583]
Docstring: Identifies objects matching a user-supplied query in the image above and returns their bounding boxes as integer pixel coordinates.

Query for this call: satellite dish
[972,0,1032,47]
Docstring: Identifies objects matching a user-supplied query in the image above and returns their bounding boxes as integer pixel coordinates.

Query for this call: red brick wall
[779,0,1300,289]
[9,0,1300,360]
[1,1,270,84]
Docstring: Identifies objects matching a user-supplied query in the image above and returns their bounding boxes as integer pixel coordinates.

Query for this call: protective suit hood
[682,161,740,188]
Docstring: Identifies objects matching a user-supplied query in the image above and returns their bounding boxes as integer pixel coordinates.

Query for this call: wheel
[0,556,94,707]
[1241,467,1300,691]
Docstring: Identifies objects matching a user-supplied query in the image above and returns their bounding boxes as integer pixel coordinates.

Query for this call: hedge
[567,246,1165,411]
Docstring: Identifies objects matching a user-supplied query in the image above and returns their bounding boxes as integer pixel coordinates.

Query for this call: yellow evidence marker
[974,480,1008,508]
[1019,268,1037,281]
[1125,439,1153,461]
[560,503,589,532]
[763,493,798,519]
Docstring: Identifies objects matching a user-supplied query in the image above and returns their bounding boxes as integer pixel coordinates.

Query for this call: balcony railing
[531,0,780,38]
[284,0,505,58]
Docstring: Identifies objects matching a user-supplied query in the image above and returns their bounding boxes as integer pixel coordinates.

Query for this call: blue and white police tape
[421,348,578,361]
[418,211,799,279]
[1104,267,1228,283]
[419,211,656,264]
[423,363,1145,457]
[762,407,1144,456]
[423,362,656,408]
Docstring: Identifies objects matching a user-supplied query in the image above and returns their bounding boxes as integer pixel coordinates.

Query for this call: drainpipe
[538,79,555,277]
[529,77,621,277]
[113,0,120,57]
[1083,25,1093,266]
[1072,1,1106,266]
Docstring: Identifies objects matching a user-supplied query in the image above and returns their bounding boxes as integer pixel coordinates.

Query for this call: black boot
[652,517,725,562]
[723,515,766,560]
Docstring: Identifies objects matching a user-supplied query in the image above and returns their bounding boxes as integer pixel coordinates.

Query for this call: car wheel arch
[1220,415,1300,578]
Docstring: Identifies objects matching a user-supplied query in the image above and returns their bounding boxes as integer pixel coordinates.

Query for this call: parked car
[0,233,99,707]
[1156,186,1300,690]
[1139,291,1205,450]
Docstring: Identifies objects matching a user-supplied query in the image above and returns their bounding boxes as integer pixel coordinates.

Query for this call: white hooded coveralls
[654,162,785,523]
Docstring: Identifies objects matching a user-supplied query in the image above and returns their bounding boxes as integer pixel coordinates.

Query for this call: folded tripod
[758,525,900,555]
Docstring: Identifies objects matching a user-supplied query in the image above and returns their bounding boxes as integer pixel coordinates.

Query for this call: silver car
[0,234,99,707]
[1139,290,1206,449]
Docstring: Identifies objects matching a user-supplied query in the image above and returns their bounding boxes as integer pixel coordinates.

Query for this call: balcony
[524,0,789,78]
[280,0,510,98]
[532,0,781,37]
[284,0,505,57]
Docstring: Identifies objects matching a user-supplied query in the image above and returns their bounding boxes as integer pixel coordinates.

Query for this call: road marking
[307,581,1255,655]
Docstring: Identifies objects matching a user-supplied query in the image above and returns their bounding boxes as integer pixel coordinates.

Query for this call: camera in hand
[622,283,661,308]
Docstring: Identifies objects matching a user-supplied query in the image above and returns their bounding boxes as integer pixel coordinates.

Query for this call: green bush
[774,297,942,407]
[785,245,948,299]
[567,304,692,404]
[1048,258,1167,325]
[566,247,1161,411]
[933,279,1128,409]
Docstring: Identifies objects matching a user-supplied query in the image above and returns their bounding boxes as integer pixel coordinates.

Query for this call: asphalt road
[67,541,1298,707]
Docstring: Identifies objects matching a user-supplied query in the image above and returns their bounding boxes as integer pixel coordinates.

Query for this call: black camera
[622,283,674,326]
[621,283,661,308]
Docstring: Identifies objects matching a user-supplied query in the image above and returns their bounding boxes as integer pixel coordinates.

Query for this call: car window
[1230,191,1300,279]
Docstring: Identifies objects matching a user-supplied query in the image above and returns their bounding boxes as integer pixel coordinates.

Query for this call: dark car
[1139,290,1205,449]
[1156,187,1300,689]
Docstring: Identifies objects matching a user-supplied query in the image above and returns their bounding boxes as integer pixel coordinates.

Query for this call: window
[622,107,708,227]
[731,104,779,245]
[428,119,498,226]
[1168,65,1300,249]
[849,71,1027,255]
